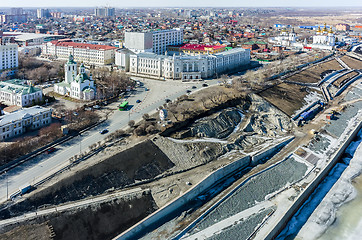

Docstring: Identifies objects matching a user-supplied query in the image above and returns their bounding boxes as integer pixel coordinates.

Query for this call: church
[54,55,96,100]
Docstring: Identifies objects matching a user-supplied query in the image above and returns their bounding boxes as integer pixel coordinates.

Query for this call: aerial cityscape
[0,2,362,240]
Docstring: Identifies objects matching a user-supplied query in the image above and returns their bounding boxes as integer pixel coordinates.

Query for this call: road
[0,78,219,203]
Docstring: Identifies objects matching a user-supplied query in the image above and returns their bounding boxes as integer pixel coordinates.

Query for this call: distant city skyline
[1,0,362,8]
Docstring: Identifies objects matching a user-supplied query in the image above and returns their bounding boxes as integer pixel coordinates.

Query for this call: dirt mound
[0,191,157,240]
[0,140,173,220]
[171,108,243,139]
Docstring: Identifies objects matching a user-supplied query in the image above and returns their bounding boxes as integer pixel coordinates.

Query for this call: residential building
[37,9,51,19]
[0,79,43,107]
[54,55,96,100]
[124,28,183,55]
[42,39,117,65]
[0,39,18,76]
[0,106,52,140]
[127,48,250,80]
[336,24,350,32]
[269,29,297,47]
[95,7,115,17]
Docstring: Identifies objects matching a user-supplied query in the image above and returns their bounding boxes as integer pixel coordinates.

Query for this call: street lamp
[5,171,8,200]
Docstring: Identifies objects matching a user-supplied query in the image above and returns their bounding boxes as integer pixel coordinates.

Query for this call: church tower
[65,54,77,84]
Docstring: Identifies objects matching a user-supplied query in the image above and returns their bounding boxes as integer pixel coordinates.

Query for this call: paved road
[0,78,219,203]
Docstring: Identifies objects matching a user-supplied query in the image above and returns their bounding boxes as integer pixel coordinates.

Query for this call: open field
[340,55,362,70]
[258,83,321,116]
[285,59,342,84]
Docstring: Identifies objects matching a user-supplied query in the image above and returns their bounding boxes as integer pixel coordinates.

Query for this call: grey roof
[0,106,52,126]
[214,48,248,56]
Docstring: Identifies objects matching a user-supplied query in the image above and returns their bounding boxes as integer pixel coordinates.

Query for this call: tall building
[0,34,18,76]
[0,8,27,23]
[54,55,96,100]
[94,7,115,17]
[37,9,50,19]
[124,28,183,55]
[42,39,117,65]
[10,8,23,15]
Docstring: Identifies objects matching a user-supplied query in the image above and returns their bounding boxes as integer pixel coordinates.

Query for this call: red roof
[50,40,117,50]
[180,44,225,51]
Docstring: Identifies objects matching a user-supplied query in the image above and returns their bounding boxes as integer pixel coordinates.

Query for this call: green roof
[243,41,268,45]
[75,73,90,83]
[0,79,41,95]
[67,54,76,64]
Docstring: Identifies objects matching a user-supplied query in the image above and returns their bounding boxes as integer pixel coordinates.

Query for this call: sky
[2,0,362,8]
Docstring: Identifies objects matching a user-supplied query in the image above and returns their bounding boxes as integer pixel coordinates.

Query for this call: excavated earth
[0,93,294,240]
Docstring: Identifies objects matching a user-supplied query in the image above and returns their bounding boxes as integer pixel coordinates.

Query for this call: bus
[118,101,129,111]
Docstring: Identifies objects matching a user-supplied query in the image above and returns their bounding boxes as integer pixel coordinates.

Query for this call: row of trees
[91,67,134,99]
[0,123,62,165]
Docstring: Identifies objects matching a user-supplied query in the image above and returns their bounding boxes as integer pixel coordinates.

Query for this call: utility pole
[5,171,8,200]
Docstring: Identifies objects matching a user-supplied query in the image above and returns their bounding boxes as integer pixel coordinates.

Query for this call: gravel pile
[325,101,362,137]
[208,207,275,240]
[190,157,308,234]
[308,135,332,155]
[153,136,225,171]
[344,85,362,101]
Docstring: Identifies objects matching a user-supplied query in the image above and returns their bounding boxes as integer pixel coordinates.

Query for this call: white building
[124,28,183,55]
[311,26,335,50]
[54,55,96,100]
[0,106,52,140]
[0,79,43,107]
[42,40,117,65]
[127,48,250,80]
[0,43,18,76]
[269,29,297,47]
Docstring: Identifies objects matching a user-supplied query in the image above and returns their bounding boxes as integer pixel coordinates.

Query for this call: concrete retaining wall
[114,155,251,240]
[265,115,362,240]
[251,137,294,166]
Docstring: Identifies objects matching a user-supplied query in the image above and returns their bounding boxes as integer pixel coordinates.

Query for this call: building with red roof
[42,39,117,65]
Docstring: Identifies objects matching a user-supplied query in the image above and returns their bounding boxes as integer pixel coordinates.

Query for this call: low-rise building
[0,79,43,107]
[336,23,350,32]
[42,39,117,65]
[127,48,250,80]
[0,106,52,140]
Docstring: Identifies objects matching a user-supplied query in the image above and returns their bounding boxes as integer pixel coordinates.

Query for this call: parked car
[202,83,208,87]
[186,90,191,93]
[93,105,101,109]
[45,147,56,154]
[100,129,109,134]
[136,99,141,103]
[192,86,197,89]
[165,99,171,103]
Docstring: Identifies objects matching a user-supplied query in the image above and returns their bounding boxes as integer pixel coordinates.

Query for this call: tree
[142,113,150,121]
[128,120,135,128]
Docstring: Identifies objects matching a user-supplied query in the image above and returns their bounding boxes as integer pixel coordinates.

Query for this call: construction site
[0,51,361,240]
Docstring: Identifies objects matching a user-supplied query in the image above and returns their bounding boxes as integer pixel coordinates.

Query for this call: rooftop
[0,106,51,126]
[50,40,117,50]
[0,79,41,95]
[180,43,225,51]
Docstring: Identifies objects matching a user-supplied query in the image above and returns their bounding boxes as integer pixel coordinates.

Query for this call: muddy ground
[0,191,157,240]
[258,83,322,116]
[285,59,342,84]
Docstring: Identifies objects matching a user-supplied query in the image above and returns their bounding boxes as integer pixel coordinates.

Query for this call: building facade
[0,43,18,75]
[167,43,226,55]
[124,28,183,55]
[0,79,43,107]
[127,48,250,80]
[42,40,117,65]
[0,106,52,140]
[95,7,115,17]
[54,55,96,100]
